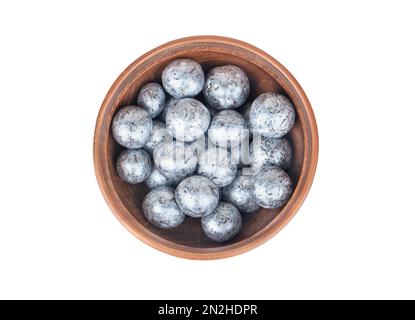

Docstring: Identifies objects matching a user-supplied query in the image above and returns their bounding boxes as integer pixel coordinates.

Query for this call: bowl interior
[105,46,305,249]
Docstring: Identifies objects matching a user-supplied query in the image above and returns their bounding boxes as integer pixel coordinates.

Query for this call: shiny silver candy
[144,120,170,154]
[251,167,292,208]
[222,170,261,213]
[160,97,179,122]
[162,59,205,98]
[142,186,185,229]
[201,202,242,242]
[175,175,220,218]
[203,65,250,110]
[249,136,292,170]
[153,140,198,180]
[145,167,179,190]
[249,93,296,138]
[166,98,210,142]
[197,147,237,187]
[137,83,166,118]
[208,110,249,148]
[195,120,244,163]
[111,106,153,149]
[116,149,152,184]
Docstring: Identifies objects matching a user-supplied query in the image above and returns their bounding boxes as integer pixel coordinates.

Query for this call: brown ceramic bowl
[94,36,318,260]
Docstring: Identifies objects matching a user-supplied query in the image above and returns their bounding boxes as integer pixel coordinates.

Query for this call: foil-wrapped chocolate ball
[175,175,220,218]
[160,97,179,122]
[203,65,250,110]
[197,146,237,187]
[251,167,292,208]
[249,93,296,138]
[143,186,185,229]
[222,170,261,213]
[144,120,170,154]
[116,149,152,184]
[201,202,242,242]
[250,136,292,170]
[208,110,249,148]
[145,167,179,190]
[137,82,166,118]
[153,140,197,180]
[166,98,210,142]
[162,59,205,98]
[111,106,153,149]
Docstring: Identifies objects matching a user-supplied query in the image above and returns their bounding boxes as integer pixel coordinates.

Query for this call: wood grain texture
[93,35,319,260]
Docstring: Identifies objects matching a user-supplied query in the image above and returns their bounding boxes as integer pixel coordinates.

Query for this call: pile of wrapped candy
[111,58,296,242]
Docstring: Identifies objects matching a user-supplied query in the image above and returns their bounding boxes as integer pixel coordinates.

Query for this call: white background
[0,0,414,299]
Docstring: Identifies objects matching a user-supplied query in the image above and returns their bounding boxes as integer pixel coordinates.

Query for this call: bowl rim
[94,35,319,260]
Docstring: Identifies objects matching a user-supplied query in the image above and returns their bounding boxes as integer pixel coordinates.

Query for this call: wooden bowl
[94,36,318,260]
